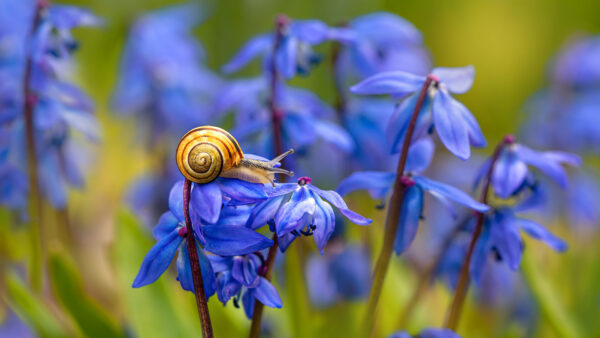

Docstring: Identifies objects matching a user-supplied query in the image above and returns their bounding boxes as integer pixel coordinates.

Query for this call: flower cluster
[0,0,101,210]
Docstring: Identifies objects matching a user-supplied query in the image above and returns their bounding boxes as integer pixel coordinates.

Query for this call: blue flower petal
[232,255,260,287]
[305,255,338,308]
[490,211,522,270]
[308,186,372,225]
[242,288,256,319]
[492,149,528,198]
[414,175,489,212]
[277,232,298,252]
[405,136,435,173]
[350,71,425,96]
[219,178,268,204]
[247,195,285,230]
[517,218,567,252]
[132,231,184,287]
[214,205,253,227]
[432,91,471,160]
[469,218,491,285]
[432,65,475,94]
[191,181,222,224]
[312,191,336,254]
[268,183,299,197]
[336,171,396,200]
[153,211,180,240]
[385,93,431,154]
[253,277,283,309]
[169,180,185,221]
[201,225,273,256]
[275,187,316,235]
[222,34,272,74]
[451,99,486,147]
[176,244,217,298]
[393,185,424,255]
[513,144,579,189]
[313,119,355,152]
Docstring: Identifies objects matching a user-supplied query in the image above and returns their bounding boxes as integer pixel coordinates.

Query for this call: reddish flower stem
[444,135,513,330]
[24,1,46,292]
[249,15,288,338]
[363,75,436,337]
[183,179,213,338]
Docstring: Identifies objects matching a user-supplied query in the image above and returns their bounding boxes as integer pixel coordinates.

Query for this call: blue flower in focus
[133,180,274,292]
[112,3,221,137]
[338,137,489,255]
[208,253,282,319]
[389,328,460,338]
[246,177,371,254]
[305,244,371,308]
[216,77,354,157]
[222,15,353,78]
[351,66,486,160]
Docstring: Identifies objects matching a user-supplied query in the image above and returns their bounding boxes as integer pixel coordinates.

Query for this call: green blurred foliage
[2,0,600,337]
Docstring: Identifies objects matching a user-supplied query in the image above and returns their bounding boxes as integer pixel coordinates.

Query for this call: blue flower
[112,3,221,137]
[208,253,282,318]
[338,136,488,255]
[350,66,486,160]
[216,77,354,157]
[339,12,431,79]
[550,35,600,88]
[0,0,101,209]
[469,208,567,283]
[246,177,371,254]
[222,16,353,78]
[389,328,460,338]
[483,141,581,199]
[305,245,371,308]
[133,180,274,292]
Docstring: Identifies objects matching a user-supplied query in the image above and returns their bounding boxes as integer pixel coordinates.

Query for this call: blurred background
[1,0,599,337]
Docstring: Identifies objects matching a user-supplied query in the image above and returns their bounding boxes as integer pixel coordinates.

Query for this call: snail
[176,126,294,185]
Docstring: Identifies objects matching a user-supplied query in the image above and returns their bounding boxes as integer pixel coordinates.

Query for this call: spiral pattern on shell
[176,126,244,183]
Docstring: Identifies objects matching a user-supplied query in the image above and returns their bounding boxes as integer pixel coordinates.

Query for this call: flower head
[209,253,282,318]
[246,177,371,254]
[351,66,486,160]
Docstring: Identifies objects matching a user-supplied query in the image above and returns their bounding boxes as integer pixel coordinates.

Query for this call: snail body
[176,126,294,185]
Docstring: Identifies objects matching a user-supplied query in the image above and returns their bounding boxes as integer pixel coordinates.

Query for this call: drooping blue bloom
[222,16,353,79]
[216,77,354,158]
[350,66,486,160]
[550,36,600,88]
[305,244,371,308]
[133,180,274,293]
[246,177,371,254]
[0,0,101,209]
[389,328,460,338]
[208,252,282,319]
[337,137,488,255]
[112,3,221,138]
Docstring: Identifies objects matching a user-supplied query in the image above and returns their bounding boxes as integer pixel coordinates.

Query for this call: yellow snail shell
[176,126,294,185]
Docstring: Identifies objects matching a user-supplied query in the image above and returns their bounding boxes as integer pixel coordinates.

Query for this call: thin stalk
[24,1,46,292]
[249,15,288,338]
[444,135,513,330]
[363,75,436,336]
[330,40,347,120]
[182,179,213,338]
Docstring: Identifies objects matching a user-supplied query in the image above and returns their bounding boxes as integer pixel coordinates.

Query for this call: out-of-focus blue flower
[338,12,431,81]
[484,142,581,199]
[351,66,486,160]
[209,252,282,319]
[246,177,371,254]
[550,36,600,88]
[337,137,488,255]
[567,171,600,230]
[0,310,34,338]
[223,16,353,79]
[305,245,371,308]
[0,0,101,209]
[133,180,273,293]
[216,77,354,157]
[112,3,221,137]
[389,327,460,338]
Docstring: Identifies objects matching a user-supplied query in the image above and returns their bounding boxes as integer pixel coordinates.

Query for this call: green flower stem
[182,179,213,338]
[363,75,435,337]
